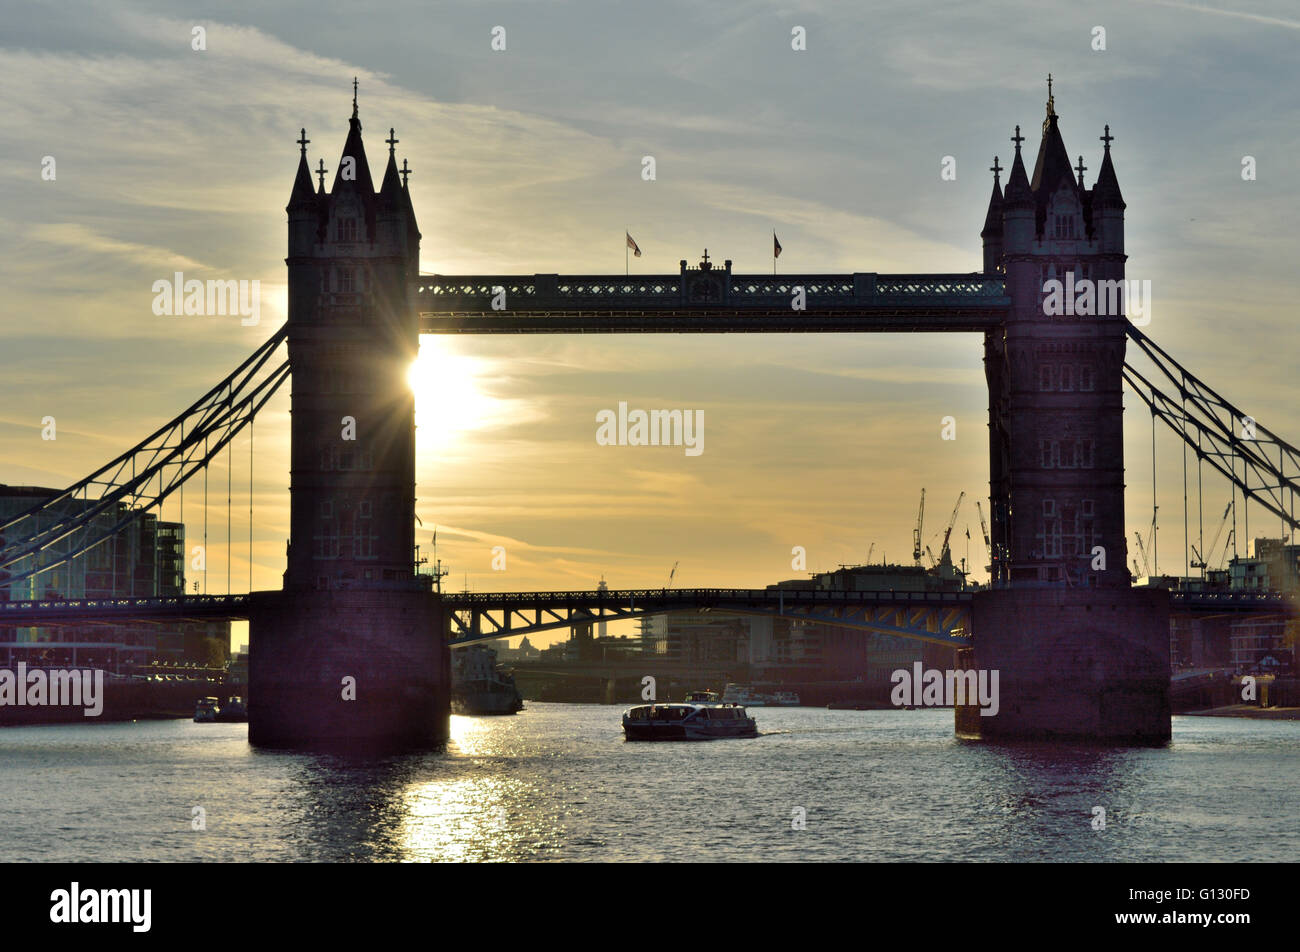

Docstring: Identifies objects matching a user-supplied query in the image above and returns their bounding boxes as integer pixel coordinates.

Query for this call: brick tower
[250,86,449,750]
[969,81,1170,743]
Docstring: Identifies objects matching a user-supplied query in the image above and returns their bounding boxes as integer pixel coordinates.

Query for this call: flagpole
[625,227,629,276]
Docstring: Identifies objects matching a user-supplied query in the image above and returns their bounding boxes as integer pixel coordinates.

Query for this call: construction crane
[938,491,966,564]
[664,561,679,590]
[912,488,926,565]
[1214,529,1235,572]
[924,545,938,569]
[1133,531,1152,578]
[865,542,875,564]
[975,500,993,564]
[1190,501,1232,574]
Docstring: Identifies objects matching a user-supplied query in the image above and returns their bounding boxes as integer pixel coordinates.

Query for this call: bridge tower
[249,88,449,750]
[971,82,1170,742]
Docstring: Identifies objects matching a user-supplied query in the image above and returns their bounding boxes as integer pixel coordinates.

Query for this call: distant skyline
[2,0,1298,647]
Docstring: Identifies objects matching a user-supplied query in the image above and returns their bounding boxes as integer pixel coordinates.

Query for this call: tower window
[337,267,355,293]
[1079,364,1095,391]
[1060,365,1074,391]
[1081,499,1094,517]
[1040,440,1055,469]
[338,218,358,242]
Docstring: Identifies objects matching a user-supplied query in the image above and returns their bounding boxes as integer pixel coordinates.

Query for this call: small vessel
[452,644,524,715]
[214,696,248,722]
[771,691,801,706]
[193,697,219,722]
[721,683,771,705]
[623,697,758,741]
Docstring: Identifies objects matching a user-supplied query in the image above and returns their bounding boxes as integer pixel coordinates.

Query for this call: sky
[1,0,1298,647]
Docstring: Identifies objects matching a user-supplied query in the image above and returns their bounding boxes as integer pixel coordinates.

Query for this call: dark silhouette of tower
[250,87,448,750]
[969,81,1169,742]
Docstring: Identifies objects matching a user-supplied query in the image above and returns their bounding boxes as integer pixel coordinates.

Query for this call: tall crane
[1214,529,1235,572]
[938,491,966,564]
[1191,502,1232,575]
[664,561,679,590]
[1133,531,1152,578]
[865,542,875,564]
[975,500,993,565]
[912,488,926,565]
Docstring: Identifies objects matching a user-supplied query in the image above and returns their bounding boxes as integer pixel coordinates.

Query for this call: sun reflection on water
[396,716,536,861]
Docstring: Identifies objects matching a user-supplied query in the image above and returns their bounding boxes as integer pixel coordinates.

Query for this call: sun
[406,341,499,449]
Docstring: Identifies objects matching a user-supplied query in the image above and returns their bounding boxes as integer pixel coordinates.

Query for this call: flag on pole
[773,231,782,259]
[626,232,642,257]
[965,527,970,539]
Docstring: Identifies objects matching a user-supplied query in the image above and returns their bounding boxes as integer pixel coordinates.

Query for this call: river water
[0,704,1294,862]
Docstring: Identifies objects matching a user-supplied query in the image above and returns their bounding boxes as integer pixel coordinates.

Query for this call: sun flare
[407,342,500,448]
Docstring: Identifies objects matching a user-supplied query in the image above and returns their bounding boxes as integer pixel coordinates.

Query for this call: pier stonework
[249,93,449,750]
[970,588,1170,742]
[972,85,1171,742]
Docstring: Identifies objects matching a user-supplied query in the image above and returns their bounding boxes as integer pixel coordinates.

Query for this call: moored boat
[193,697,219,722]
[451,644,524,715]
[214,696,248,722]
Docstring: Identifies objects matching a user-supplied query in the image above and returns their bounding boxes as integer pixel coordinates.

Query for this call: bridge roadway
[414,272,1010,333]
[0,588,1290,643]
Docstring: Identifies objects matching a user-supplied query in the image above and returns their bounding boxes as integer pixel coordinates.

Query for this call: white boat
[721,683,771,705]
[623,697,758,741]
[770,691,801,706]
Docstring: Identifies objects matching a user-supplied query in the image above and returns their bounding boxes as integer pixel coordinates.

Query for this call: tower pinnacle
[352,77,359,119]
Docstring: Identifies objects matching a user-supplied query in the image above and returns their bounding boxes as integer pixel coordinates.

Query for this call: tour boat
[623,697,758,741]
[770,691,801,706]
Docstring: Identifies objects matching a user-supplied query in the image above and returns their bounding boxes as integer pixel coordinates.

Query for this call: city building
[0,485,230,673]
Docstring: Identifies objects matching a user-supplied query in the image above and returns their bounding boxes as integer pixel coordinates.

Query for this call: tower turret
[981,157,1004,274]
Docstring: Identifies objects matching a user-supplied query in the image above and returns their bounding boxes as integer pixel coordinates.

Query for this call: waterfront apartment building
[1161,538,1298,672]
[0,485,229,672]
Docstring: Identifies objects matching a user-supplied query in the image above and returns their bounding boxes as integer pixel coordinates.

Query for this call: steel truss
[443,588,974,646]
[1124,324,1300,534]
[0,327,289,589]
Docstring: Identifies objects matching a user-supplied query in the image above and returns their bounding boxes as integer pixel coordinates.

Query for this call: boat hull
[623,720,758,741]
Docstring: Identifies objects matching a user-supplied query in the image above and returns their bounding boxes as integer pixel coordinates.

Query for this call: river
[0,704,1295,862]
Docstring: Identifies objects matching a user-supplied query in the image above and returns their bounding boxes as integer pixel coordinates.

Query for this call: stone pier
[965,587,1170,743]
[249,588,449,751]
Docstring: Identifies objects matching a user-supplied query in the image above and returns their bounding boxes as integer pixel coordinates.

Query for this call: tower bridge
[2,81,1297,749]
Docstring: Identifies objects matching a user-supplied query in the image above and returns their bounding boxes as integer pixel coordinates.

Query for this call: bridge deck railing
[415,273,1009,314]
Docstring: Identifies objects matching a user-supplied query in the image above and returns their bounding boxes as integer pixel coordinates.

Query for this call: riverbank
[1184,704,1300,720]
